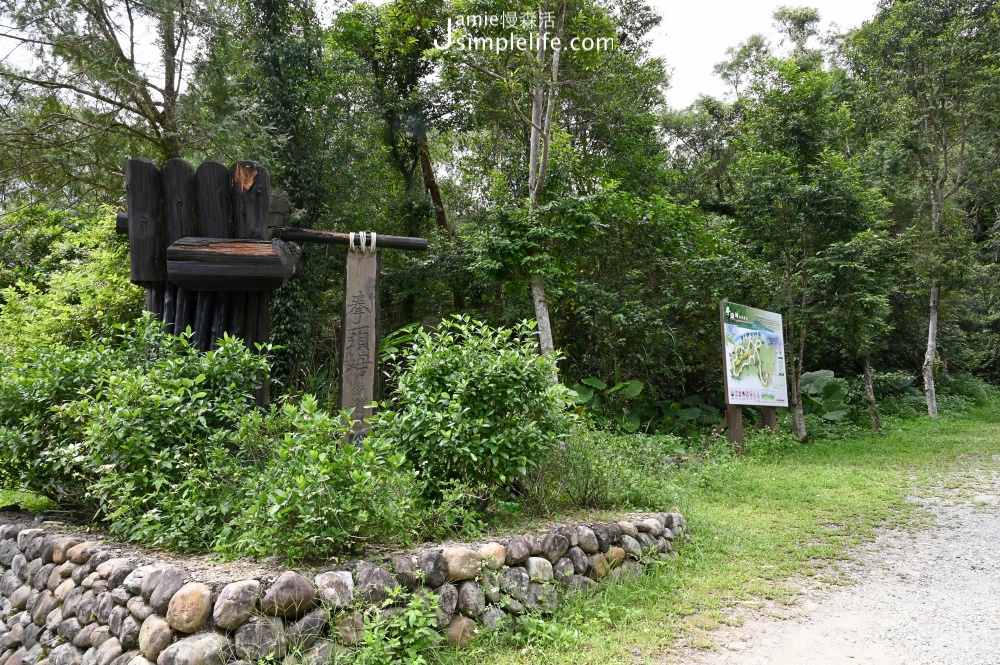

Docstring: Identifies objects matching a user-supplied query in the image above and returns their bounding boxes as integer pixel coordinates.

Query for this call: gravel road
[677,472,1000,665]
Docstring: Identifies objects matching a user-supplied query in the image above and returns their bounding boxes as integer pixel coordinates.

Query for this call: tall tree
[731,54,884,441]
[849,0,1000,417]
[0,0,233,205]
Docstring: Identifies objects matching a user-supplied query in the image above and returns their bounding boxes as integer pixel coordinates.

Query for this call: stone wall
[0,512,687,665]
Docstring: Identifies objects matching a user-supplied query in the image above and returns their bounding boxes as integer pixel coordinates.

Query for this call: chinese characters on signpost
[339,245,380,436]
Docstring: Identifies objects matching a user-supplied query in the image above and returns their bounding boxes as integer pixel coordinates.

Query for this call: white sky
[646,0,879,108]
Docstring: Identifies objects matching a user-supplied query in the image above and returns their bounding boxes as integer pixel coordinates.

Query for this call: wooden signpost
[120,157,427,424]
[718,299,787,451]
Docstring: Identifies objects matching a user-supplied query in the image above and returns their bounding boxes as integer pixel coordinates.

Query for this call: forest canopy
[0,0,998,444]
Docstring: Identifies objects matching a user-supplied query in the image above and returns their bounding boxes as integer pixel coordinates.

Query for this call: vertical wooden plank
[174,289,195,338]
[727,404,744,453]
[194,292,215,352]
[195,161,232,349]
[125,158,166,317]
[196,161,233,237]
[210,297,229,350]
[761,406,777,431]
[339,249,380,436]
[230,161,270,348]
[162,158,198,334]
[228,291,247,341]
[243,292,259,349]
[162,287,176,331]
[231,161,270,240]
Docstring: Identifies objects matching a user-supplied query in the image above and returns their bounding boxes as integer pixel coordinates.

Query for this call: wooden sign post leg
[339,238,380,439]
[761,406,777,432]
[727,404,744,453]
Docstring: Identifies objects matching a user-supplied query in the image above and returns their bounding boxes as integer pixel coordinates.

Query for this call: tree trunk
[788,371,808,442]
[923,283,940,418]
[784,244,808,442]
[524,1,566,367]
[415,126,449,234]
[862,356,881,434]
[531,273,555,358]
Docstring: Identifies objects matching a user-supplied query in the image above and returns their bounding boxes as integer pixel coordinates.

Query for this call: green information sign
[721,301,788,407]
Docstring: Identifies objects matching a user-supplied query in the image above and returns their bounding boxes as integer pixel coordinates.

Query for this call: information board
[721,301,788,407]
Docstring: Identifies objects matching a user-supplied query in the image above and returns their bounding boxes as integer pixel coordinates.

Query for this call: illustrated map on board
[722,302,788,407]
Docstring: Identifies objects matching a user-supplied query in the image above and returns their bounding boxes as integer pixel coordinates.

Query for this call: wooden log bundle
[166,238,300,291]
[121,157,299,406]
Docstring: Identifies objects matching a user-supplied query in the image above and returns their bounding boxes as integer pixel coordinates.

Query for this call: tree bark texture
[923,283,940,418]
[862,356,882,433]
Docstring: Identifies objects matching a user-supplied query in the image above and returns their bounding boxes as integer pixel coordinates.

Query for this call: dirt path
[676,472,1000,665]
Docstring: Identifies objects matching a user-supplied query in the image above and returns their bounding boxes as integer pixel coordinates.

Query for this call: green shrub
[0,206,141,354]
[0,338,111,503]
[72,325,268,549]
[357,587,442,665]
[372,316,575,495]
[519,428,686,513]
[218,395,421,559]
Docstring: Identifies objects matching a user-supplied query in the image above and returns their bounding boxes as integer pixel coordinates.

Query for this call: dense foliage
[0,0,999,561]
[374,317,573,493]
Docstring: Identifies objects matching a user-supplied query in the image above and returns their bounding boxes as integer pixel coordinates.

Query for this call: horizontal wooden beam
[166,238,300,291]
[271,227,428,252]
[118,216,428,253]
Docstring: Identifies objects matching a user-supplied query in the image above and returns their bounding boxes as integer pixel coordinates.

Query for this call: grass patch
[0,488,53,513]
[434,401,1000,664]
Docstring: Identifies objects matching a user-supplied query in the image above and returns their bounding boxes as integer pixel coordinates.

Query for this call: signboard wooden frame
[719,299,785,449]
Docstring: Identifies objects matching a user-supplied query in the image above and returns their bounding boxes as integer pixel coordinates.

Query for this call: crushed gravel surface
[678,472,1000,665]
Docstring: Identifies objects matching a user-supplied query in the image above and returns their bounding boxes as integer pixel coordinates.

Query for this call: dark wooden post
[761,406,777,431]
[193,161,231,350]
[339,237,381,436]
[122,158,291,410]
[232,161,272,405]
[125,158,166,313]
[161,158,198,335]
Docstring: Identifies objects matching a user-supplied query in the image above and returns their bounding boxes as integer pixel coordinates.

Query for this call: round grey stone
[481,607,508,632]
[456,581,484,617]
[416,550,448,589]
[503,537,530,566]
[540,533,569,563]
[148,567,186,616]
[212,580,260,630]
[261,572,315,619]
[156,633,230,665]
[354,563,396,606]
[553,557,575,582]
[434,583,458,615]
[499,567,529,602]
[286,608,326,651]
[235,617,286,661]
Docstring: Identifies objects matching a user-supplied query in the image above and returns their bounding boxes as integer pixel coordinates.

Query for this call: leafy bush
[0,206,141,353]
[219,396,421,559]
[519,428,685,514]
[0,337,112,503]
[70,325,268,549]
[373,316,575,495]
[357,587,441,665]
[0,314,428,556]
[570,377,645,431]
[800,370,850,421]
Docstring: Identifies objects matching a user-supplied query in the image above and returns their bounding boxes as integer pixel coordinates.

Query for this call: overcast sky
[645,0,879,109]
